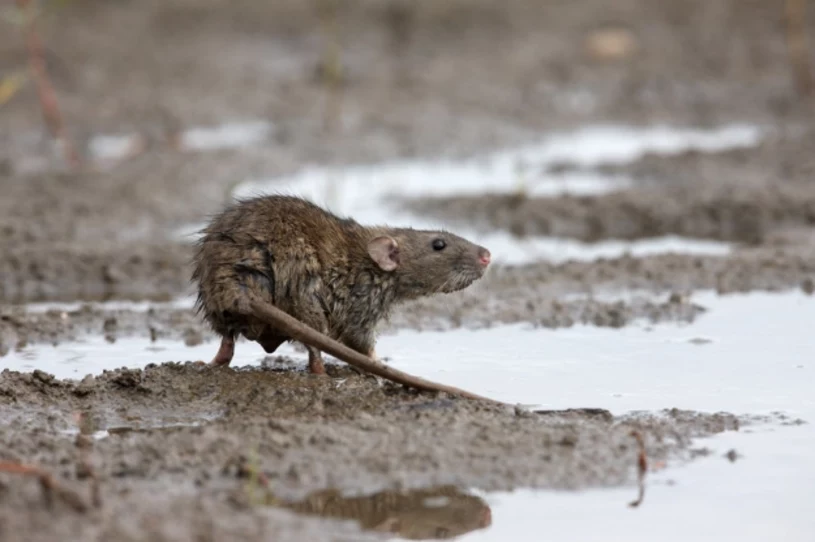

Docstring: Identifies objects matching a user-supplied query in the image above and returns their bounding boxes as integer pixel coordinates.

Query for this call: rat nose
[478,248,491,267]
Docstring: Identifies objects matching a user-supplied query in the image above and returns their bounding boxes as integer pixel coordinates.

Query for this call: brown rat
[191,194,491,375]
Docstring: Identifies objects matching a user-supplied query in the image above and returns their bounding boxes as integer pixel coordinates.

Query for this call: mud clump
[74,375,97,397]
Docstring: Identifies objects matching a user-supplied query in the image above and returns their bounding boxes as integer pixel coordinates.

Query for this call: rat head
[366,228,491,300]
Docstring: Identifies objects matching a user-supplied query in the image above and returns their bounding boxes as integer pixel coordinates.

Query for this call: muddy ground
[1,0,814,540]
[0,364,751,541]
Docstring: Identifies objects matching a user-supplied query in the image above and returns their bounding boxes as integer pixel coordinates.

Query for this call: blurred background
[1,0,814,303]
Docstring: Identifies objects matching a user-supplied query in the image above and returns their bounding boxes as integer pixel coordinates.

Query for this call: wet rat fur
[191,194,491,374]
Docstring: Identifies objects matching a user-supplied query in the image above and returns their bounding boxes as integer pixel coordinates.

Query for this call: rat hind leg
[295,303,330,375]
[210,335,235,366]
[306,347,326,375]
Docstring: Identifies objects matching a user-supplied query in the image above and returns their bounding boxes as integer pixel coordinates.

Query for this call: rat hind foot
[307,346,326,375]
[210,336,235,366]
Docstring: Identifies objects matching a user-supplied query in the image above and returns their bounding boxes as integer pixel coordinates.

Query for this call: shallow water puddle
[177,120,275,152]
[0,336,305,379]
[385,290,812,416]
[176,123,755,264]
[88,120,275,161]
[234,123,761,202]
[447,232,731,265]
[462,425,814,542]
[19,295,197,314]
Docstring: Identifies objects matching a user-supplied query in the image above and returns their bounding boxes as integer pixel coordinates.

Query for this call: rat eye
[432,238,446,251]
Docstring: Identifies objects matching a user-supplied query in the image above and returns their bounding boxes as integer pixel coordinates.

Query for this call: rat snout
[477,247,491,267]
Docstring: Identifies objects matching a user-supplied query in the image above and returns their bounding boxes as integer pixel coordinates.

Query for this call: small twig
[76,452,101,508]
[786,0,814,98]
[75,411,102,508]
[238,452,270,490]
[0,460,88,512]
[16,0,81,168]
[628,430,648,508]
[245,451,269,507]
[317,0,343,134]
[230,452,272,507]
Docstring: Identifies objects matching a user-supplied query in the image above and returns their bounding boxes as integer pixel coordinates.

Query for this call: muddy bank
[6,209,815,306]
[549,127,815,187]
[6,246,815,351]
[404,182,815,245]
[401,125,815,247]
[0,363,746,542]
[0,243,193,305]
[0,292,706,353]
[487,250,815,295]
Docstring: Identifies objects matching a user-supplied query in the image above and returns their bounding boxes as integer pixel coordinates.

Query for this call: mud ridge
[405,182,815,245]
[0,294,706,353]
[548,128,815,187]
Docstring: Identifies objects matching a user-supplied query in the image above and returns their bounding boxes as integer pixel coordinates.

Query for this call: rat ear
[367,236,400,271]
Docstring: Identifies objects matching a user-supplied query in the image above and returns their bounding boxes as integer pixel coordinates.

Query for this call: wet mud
[0,365,747,542]
[553,127,815,187]
[0,292,706,353]
[1,0,813,539]
[405,181,815,245]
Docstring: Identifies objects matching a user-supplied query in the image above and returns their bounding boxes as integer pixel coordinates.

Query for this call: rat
[191,194,491,376]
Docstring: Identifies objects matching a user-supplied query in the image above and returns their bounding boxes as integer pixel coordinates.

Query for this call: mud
[0,292,707,353]
[405,181,815,245]
[1,0,813,539]
[0,364,746,542]
[548,126,815,187]
[5,247,815,354]
[404,125,815,249]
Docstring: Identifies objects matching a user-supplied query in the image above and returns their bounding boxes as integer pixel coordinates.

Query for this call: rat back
[191,195,350,341]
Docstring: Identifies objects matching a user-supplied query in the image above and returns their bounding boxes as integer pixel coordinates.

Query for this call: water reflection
[273,485,492,540]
